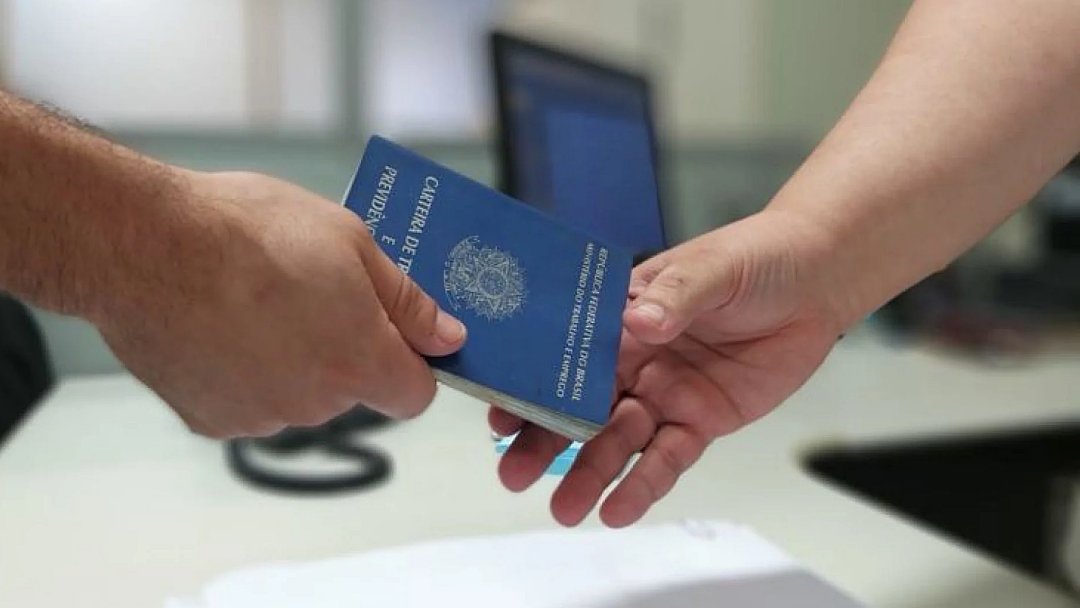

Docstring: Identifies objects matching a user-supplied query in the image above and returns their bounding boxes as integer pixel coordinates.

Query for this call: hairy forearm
[766,0,1080,328]
[0,91,206,323]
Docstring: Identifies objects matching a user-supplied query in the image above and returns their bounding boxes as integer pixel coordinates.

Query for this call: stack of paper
[165,520,865,608]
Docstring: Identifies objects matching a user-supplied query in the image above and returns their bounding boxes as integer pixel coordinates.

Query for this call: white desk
[2,333,1080,607]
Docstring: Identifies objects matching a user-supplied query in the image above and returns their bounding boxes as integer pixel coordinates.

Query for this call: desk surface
[3,333,1080,608]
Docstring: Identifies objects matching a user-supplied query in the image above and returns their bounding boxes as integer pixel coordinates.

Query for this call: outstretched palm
[490,211,844,527]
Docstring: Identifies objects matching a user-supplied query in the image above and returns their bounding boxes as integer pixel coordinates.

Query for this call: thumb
[363,244,467,357]
[623,249,737,345]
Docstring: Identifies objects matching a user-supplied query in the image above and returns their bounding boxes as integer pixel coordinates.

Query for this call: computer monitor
[490,32,669,263]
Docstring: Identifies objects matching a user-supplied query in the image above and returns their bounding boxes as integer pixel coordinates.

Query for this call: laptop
[489,31,670,264]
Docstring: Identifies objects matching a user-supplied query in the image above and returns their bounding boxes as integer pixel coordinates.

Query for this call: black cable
[225,406,394,495]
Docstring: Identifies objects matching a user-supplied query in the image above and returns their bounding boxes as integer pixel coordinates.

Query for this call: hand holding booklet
[342,136,632,442]
[164,142,867,608]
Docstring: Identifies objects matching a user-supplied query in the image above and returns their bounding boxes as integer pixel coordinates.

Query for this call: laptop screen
[493,35,667,260]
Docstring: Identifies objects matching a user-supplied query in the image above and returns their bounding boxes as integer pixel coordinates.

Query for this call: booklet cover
[342,136,632,442]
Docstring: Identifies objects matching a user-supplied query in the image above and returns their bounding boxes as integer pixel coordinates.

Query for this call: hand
[489,209,846,527]
[96,170,466,438]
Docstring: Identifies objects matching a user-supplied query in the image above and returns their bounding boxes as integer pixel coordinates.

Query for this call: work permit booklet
[341,136,632,442]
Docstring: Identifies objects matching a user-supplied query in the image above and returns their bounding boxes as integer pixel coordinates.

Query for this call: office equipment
[164,520,866,608]
[490,31,670,264]
[225,407,393,495]
[343,136,632,442]
[989,157,1080,321]
[0,295,53,449]
[807,421,1080,594]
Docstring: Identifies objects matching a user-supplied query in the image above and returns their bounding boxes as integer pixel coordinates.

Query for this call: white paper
[165,520,864,608]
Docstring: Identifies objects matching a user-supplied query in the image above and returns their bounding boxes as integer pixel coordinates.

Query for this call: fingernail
[436,309,466,344]
[633,302,666,326]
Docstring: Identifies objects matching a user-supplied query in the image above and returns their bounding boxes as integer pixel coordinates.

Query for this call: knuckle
[259,422,289,436]
[276,406,320,428]
[633,257,667,284]
[244,416,290,436]
[397,403,427,421]
[611,422,642,462]
[653,441,685,480]
[640,271,692,315]
[394,382,436,420]
[389,274,413,315]
[169,402,220,439]
[639,472,665,505]
[390,275,432,322]
[264,393,316,428]
[320,403,351,424]
[198,424,232,441]
[701,414,732,440]
[399,389,437,421]
[179,417,212,437]
[319,357,363,401]
[654,267,691,294]
[306,404,349,428]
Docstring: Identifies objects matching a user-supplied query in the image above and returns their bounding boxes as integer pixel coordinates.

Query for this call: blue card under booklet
[342,136,633,442]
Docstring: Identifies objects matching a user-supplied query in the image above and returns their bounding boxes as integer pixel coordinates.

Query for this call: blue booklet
[342,136,633,442]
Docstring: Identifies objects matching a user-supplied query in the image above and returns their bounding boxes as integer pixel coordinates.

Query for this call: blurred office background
[0,0,946,376]
[3,0,1066,378]
[10,0,1080,595]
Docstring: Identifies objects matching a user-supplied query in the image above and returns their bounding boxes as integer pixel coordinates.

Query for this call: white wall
[759,0,913,141]
[0,0,923,378]
[2,0,915,140]
[501,0,768,141]
[0,0,10,87]
[361,0,505,139]
[6,0,338,131]
[280,0,340,132]
[9,0,247,128]
[501,0,915,142]
[662,0,767,140]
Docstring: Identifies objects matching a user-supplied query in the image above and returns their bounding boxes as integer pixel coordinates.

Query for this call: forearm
[766,0,1080,328]
[0,91,206,323]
